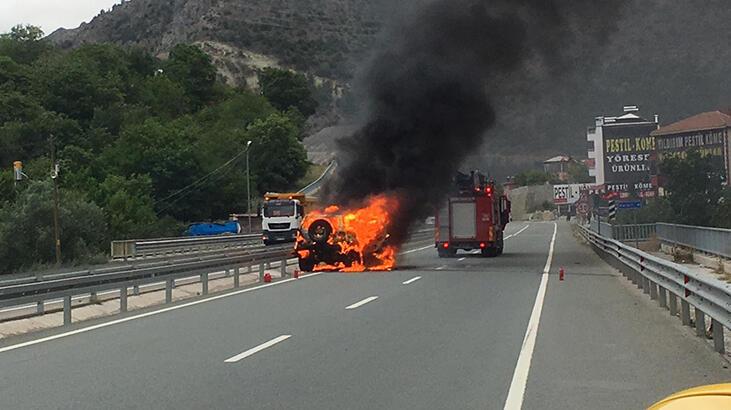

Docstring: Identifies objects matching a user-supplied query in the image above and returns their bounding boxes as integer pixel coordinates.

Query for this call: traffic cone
[559,267,565,281]
[264,273,273,283]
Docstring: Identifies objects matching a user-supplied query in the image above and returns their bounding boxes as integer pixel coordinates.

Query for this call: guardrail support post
[711,319,724,353]
[201,273,209,295]
[36,301,44,315]
[133,285,140,296]
[681,300,691,326]
[280,258,287,278]
[165,279,173,304]
[695,309,706,337]
[234,267,240,288]
[650,281,658,300]
[669,293,678,316]
[658,286,667,308]
[90,292,98,304]
[120,287,127,313]
[259,264,265,281]
[642,277,650,295]
[63,296,72,325]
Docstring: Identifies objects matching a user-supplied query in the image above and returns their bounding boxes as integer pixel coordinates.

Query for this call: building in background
[586,105,659,199]
[543,155,572,182]
[651,110,731,186]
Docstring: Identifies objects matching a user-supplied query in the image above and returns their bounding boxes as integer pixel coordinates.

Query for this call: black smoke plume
[327,0,628,244]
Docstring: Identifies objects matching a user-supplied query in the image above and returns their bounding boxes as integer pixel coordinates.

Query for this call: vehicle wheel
[308,219,333,243]
[497,246,504,256]
[481,247,498,257]
[298,256,316,272]
[437,248,448,258]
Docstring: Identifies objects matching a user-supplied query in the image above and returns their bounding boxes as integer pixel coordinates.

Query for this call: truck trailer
[436,171,511,257]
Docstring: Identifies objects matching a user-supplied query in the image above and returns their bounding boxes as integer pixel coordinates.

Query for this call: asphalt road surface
[0,222,728,409]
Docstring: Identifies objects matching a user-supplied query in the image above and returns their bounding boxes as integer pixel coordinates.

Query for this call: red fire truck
[435,171,511,257]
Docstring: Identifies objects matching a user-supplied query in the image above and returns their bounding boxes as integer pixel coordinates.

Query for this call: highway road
[0,222,728,409]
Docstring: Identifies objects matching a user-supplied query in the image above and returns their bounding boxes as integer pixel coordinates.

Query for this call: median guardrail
[111,233,263,260]
[0,245,293,326]
[298,160,337,195]
[579,224,731,354]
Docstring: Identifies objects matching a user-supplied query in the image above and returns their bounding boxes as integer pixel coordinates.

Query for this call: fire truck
[435,171,511,257]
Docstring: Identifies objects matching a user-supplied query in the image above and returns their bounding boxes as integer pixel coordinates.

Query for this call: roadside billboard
[553,183,594,204]
[602,123,658,196]
[656,128,728,180]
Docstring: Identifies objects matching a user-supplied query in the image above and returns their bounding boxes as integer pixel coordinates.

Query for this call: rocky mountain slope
[48,0,731,176]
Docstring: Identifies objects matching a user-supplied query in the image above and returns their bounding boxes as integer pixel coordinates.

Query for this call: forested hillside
[0,26,319,272]
[47,0,731,176]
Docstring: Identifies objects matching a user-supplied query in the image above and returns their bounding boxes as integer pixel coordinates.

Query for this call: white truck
[261,193,308,245]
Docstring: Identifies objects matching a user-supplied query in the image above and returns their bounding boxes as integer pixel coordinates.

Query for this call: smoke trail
[327,0,627,244]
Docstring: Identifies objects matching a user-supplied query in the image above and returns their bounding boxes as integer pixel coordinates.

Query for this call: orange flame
[296,194,399,272]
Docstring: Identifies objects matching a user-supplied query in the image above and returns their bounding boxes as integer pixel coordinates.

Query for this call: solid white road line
[458,257,466,261]
[345,296,379,310]
[503,222,557,410]
[402,276,422,285]
[399,245,433,255]
[224,335,292,363]
[0,272,323,355]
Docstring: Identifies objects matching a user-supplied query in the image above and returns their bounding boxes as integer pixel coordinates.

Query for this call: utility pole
[245,140,253,233]
[50,135,61,266]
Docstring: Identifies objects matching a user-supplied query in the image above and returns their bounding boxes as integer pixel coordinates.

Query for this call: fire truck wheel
[481,247,498,257]
[298,256,316,272]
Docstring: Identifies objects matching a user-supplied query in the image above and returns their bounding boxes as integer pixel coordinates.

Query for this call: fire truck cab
[436,171,511,257]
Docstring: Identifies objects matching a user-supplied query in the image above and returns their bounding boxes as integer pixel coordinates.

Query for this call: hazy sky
[1,0,120,35]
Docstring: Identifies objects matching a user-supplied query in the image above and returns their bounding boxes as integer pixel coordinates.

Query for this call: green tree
[567,161,593,183]
[95,174,161,239]
[258,68,318,116]
[101,119,203,219]
[0,25,52,65]
[164,44,217,109]
[711,187,731,229]
[246,113,308,192]
[660,150,725,227]
[514,170,556,186]
[0,180,107,273]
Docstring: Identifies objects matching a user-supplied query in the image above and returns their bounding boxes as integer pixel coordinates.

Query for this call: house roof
[544,155,571,164]
[651,110,731,136]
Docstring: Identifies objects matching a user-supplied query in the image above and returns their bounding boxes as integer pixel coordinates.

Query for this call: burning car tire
[308,219,333,243]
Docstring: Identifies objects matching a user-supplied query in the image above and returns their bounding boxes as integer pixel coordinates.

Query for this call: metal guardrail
[611,223,656,242]
[589,219,614,238]
[299,160,337,195]
[588,221,656,243]
[0,245,293,326]
[111,233,263,260]
[579,225,731,353]
[657,223,731,259]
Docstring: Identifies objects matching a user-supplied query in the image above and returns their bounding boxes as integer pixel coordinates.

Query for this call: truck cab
[262,193,306,245]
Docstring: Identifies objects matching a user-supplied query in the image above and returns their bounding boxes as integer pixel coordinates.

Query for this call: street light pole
[50,135,61,266]
[245,140,253,233]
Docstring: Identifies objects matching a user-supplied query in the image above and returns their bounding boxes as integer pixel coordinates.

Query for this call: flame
[296,194,399,272]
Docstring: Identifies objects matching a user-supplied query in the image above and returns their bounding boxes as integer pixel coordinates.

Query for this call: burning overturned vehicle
[295,195,398,272]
